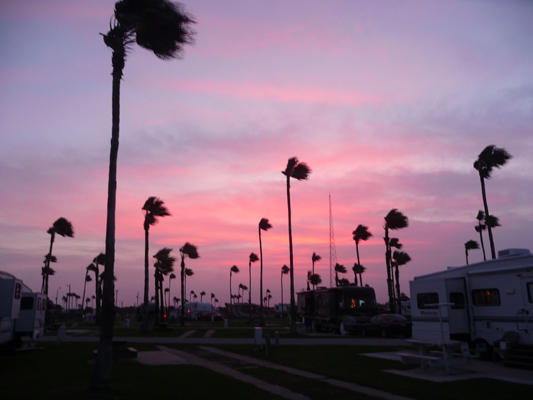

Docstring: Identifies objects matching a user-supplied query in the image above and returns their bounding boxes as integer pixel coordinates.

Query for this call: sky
[1,0,532,308]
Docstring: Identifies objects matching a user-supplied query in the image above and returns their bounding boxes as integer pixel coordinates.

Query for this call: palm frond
[249,252,259,263]
[180,242,199,259]
[353,224,372,242]
[259,218,272,231]
[385,209,409,230]
[52,217,74,237]
[281,265,290,274]
[464,240,480,251]
[291,162,311,180]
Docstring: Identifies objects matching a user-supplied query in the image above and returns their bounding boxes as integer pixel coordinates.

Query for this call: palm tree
[282,157,311,334]
[91,1,195,392]
[179,243,199,326]
[258,218,272,308]
[153,247,175,325]
[229,265,239,305]
[248,252,259,304]
[214,298,219,307]
[41,217,74,295]
[338,278,350,286]
[41,255,57,297]
[88,253,105,323]
[473,145,512,260]
[81,269,93,313]
[210,293,215,306]
[334,263,347,287]
[464,240,480,265]
[352,225,372,284]
[309,273,322,288]
[141,197,171,333]
[168,273,176,312]
[238,284,244,303]
[384,209,408,312]
[352,263,366,286]
[241,285,248,303]
[311,253,321,289]
[475,210,487,261]
[392,250,411,313]
[280,265,289,316]
[200,291,206,302]
[190,290,195,303]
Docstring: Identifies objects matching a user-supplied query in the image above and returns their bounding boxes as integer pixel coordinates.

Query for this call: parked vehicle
[362,314,412,338]
[1,271,47,348]
[410,248,533,350]
[297,285,378,335]
[184,302,218,320]
[197,310,223,321]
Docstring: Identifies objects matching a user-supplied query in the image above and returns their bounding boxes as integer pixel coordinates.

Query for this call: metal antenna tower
[329,194,338,288]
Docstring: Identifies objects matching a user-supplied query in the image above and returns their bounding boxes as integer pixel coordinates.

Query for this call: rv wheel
[339,322,348,336]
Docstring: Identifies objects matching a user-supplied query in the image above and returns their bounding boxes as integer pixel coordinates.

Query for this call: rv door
[445,278,471,341]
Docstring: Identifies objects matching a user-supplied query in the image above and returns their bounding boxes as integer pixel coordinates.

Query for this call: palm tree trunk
[154,270,160,326]
[180,257,185,326]
[479,174,496,259]
[477,222,487,261]
[259,229,263,307]
[229,272,232,305]
[89,49,122,393]
[395,263,401,314]
[43,232,56,295]
[384,226,394,312]
[355,242,361,286]
[141,228,150,334]
[94,266,100,324]
[286,176,296,334]
[280,273,283,317]
[248,262,252,305]
[81,270,88,312]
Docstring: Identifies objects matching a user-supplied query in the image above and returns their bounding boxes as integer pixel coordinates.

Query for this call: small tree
[464,240,480,265]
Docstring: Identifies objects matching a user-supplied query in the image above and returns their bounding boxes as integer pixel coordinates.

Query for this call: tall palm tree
[153,247,175,325]
[311,253,321,289]
[384,209,408,312]
[200,291,206,302]
[190,290,195,303]
[179,243,199,326]
[229,265,239,305]
[334,263,347,287]
[184,268,193,306]
[280,265,289,316]
[464,240,480,265]
[473,145,512,260]
[141,197,171,333]
[41,217,74,295]
[210,293,215,306]
[475,210,487,261]
[41,255,57,296]
[282,156,311,334]
[248,252,259,304]
[352,263,366,286]
[91,1,195,392]
[168,273,176,311]
[258,218,272,308]
[392,250,411,314]
[352,224,372,284]
[238,283,244,302]
[88,253,105,323]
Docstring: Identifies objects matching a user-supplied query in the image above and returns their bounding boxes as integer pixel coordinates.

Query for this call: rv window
[472,289,500,306]
[449,292,465,309]
[527,283,533,303]
[20,297,34,310]
[417,293,439,309]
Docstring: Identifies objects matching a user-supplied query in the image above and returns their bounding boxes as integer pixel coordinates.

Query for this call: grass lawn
[210,344,533,400]
[0,342,283,400]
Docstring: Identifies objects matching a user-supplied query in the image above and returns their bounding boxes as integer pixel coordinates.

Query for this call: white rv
[184,302,217,320]
[409,249,533,348]
[1,271,47,347]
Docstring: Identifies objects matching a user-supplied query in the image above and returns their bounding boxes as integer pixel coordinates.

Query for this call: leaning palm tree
[352,225,372,284]
[464,240,480,265]
[384,209,408,312]
[475,210,487,261]
[42,217,74,295]
[248,252,259,304]
[229,265,239,305]
[179,243,199,326]
[473,145,512,260]
[280,265,289,316]
[311,252,321,289]
[352,263,366,286]
[392,250,411,313]
[258,218,272,308]
[334,263,347,287]
[282,157,311,334]
[91,1,195,392]
[141,197,171,333]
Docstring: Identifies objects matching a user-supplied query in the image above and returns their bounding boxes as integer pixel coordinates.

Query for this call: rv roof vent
[498,248,531,258]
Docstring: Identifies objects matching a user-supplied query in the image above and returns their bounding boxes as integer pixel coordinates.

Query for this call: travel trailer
[184,302,218,320]
[410,248,533,348]
[297,285,378,335]
[1,271,47,347]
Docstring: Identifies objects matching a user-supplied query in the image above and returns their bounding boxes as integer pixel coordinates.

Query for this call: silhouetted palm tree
[352,224,372,285]
[258,218,272,307]
[392,250,411,313]
[338,278,350,286]
[168,273,176,311]
[352,263,366,286]
[248,252,259,304]
[179,243,199,325]
[311,253,321,289]
[81,269,93,313]
[280,265,289,315]
[41,217,74,295]
[384,209,408,312]
[475,210,487,261]
[309,273,322,287]
[210,293,215,306]
[91,1,195,392]
[141,197,170,333]
[334,263,347,287]
[200,291,206,302]
[88,253,105,323]
[282,157,311,334]
[473,145,512,260]
[230,265,239,305]
[153,247,175,325]
[464,240,480,265]
[41,255,57,296]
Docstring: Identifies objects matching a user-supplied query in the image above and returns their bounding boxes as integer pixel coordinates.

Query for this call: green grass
[210,344,532,400]
[0,343,283,400]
